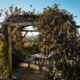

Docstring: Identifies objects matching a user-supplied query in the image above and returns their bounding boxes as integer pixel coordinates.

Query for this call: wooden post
[8,26,12,79]
[22,31,28,39]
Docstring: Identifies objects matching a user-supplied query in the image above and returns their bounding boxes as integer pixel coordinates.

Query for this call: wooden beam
[0,22,80,28]
[0,22,9,25]
[9,22,38,26]
[0,22,38,26]
[21,31,28,41]
[22,30,38,32]
[11,26,21,37]
[8,26,12,79]
[76,26,80,28]
[23,31,28,38]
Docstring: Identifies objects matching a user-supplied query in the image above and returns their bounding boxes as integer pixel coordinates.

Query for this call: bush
[12,41,26,69]
[37,4,80,80]
[0,40,9,74]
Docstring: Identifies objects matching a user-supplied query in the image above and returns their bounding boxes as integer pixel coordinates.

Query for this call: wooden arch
[0,13,80,79]
[0,14,40,78]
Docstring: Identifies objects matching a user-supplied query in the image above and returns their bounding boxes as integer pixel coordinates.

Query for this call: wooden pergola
[0,21,39,79]
[0,13,80,79]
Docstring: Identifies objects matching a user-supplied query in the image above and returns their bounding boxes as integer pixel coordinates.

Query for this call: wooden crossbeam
[0,22,80,28]
[76,26,80,28]
[0,22,9,25]
[11,26,21,37]
[21,30,38,40]
[9,22,38,26]
[0,22,38,27]
[22,31,28,39]
[22,30,38,32]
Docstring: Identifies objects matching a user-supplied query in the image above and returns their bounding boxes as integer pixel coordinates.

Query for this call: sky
[0,0,80,35]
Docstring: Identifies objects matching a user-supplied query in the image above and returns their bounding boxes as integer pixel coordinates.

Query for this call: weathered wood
[22,30,38,32]
[9,22,38,27]
[11,26,21,37]
[0,22,9,25]
[11,28,38,38]
[0,22,38,27]
[23,31,28,38]
[0,22,80,28]
[76,26,80,28]
[8,26,12,79]
[0,22,38,25]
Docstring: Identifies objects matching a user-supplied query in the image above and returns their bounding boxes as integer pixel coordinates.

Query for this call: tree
[37,4,80,80]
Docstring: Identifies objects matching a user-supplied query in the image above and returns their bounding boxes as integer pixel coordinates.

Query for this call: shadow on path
[13,66,49,80]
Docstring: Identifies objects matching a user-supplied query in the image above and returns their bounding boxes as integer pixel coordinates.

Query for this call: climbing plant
[37,4,80,80]
[0,28,9,74]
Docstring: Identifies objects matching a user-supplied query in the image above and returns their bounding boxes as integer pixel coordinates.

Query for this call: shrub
[0,40,9,74]
[12,41,26,69]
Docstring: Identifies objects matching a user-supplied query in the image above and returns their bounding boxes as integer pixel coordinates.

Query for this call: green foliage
[23,39,41,58]
[37,4,76,55]
[0,25,9,74]
[0,4,79,80]
[12,41,26,69]
[0,40,9,74]
[53,36,80,80]
[37,4,80,80]
[0,40,3,52]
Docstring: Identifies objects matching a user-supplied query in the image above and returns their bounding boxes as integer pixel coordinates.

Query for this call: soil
[12,67,49,80]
